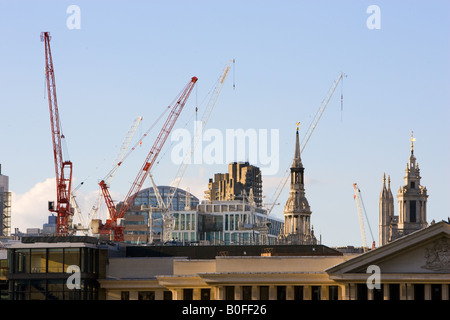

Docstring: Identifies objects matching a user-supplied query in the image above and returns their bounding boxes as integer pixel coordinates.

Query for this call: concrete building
[205,162,262,207]
[379,132,429,246]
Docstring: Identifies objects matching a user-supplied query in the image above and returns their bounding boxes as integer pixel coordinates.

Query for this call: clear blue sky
[1,0,449,247]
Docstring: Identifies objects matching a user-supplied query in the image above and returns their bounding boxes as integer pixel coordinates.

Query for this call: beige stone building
[99,220,450,300]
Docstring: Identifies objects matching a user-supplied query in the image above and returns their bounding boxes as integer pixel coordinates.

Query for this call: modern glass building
[123,186,200,244]
[122,186,283,245]
[171,201,283,245]
[6,236,108,300]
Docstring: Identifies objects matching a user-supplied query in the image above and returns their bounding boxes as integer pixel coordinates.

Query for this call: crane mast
[267,73,346,215]
[353,183,376,252]
[165,60,233,208]
[41,32,73,236]
[99,76,198,242]
[162,60,233,242]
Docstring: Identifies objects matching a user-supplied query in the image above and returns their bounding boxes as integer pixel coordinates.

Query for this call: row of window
[120,284,449,301]
[354,283,448,300]
[121,290,172,300]
[8,279,99,300]
[9,247,98,274]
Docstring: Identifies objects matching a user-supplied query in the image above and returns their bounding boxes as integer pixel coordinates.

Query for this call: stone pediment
[326,221,450,275]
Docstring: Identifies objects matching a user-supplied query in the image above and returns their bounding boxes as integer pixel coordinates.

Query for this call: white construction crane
[267,72,346,215]
[160,60,234,242]
[69,116,143,234]
[353,183,376,252]
[165,59,234,209]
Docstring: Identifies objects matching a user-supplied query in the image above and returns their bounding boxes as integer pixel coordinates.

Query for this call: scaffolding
[0,165,11,237]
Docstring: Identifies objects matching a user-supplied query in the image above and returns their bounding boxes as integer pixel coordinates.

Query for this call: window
[64,248,80,272]
[311,286,321,300]
[389,284,400,300]
[15,249,30,273]
[372,284,384,300]
[163,291,172,300]
[225,286,235,300]
[183,288,193,300]
[121,291,130,300]
[356,283,367,300]
[138,291,155,300]
[276,286,286,300]
[410,200,417,223]
[201,288,211,300]
[30,249,46,273]
[181,214,185,230]
[410,181,415,189]
[329,286,339,300]
[242,286,252,300]
[47,249,64,273]
[259,286,269,300]
[294,286,303,300]
[431,284,442,300]
[413,284,424,300]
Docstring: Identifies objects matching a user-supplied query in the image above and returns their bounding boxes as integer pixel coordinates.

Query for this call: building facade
[6,236,109,300]
[205,162,262,207]
[98,221,450,301]
[122,186,200,244]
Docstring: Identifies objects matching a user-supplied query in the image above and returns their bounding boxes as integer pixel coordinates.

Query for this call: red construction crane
[41,32,73,236]
[98,76,198,242]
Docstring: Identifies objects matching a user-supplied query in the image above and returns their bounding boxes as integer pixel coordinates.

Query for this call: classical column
[286,285,294,300]
[269,286,276,300]
[235,285,242,300]
[193,288,201,300]
[252,286,259,300]
[216,286,224,300]
[304,285,311,300]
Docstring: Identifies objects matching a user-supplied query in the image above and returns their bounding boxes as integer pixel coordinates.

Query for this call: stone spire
[292,122,302,168]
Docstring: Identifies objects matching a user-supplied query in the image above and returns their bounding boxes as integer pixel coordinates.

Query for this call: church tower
[396,131,428,235]
[379,132,429,246]
[281,124,316,245]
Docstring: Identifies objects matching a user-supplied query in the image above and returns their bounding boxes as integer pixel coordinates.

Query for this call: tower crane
[41,32,73,236]
[69,116,143,234]
[165,59,234,209]
[267,72,346,215]
[161,60,233,242]
[98,77,198,242]
[353,183,376,252]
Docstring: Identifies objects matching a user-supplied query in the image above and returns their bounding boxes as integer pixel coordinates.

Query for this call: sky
[0,0,449,247]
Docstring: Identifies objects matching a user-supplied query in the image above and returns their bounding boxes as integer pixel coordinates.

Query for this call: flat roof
[126,244,343,259]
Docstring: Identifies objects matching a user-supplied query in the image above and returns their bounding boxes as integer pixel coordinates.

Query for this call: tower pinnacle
[410,131,416,154]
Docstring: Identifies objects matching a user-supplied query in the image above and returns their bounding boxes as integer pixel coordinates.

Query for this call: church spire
[292,122,302,168]
[380,172,387,199]
[280,123,316,245]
